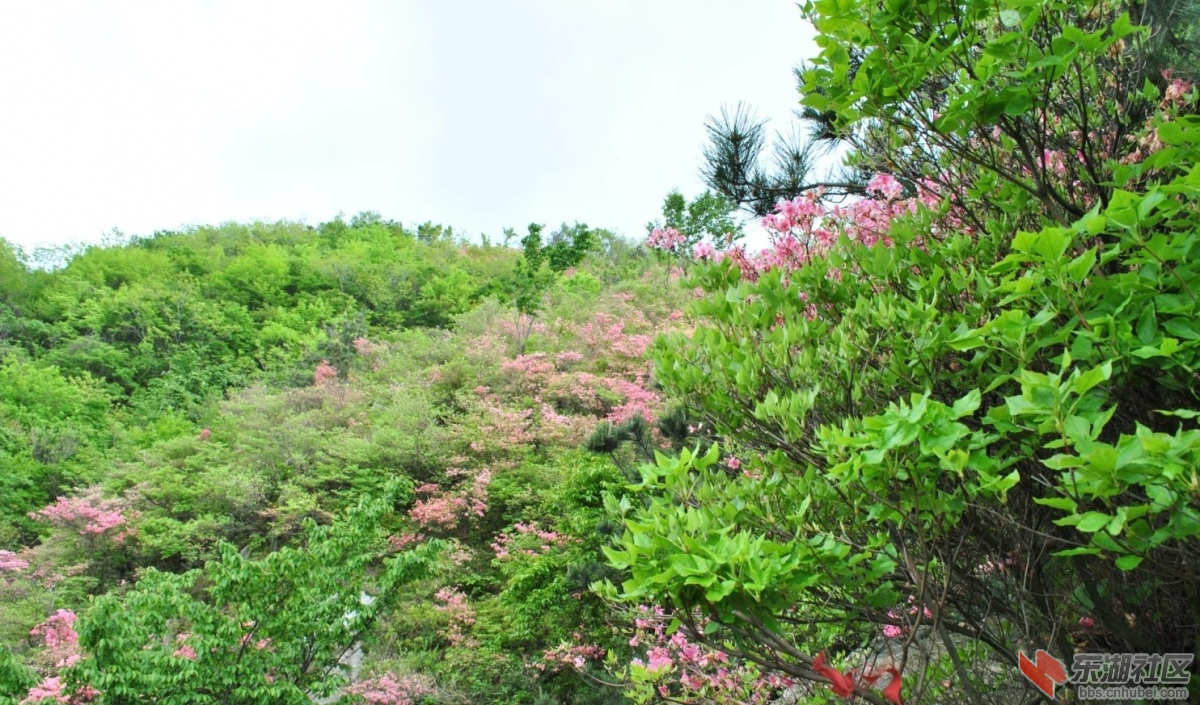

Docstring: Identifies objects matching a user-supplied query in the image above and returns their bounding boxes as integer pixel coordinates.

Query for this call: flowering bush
[646,227,686,253]
[19,676,97,705]
[649,174,926,284]
[612,5,1200,703]
[432,587,477,648]
[62,487,444,703]
[408,469,492,532]
[18,610,98,705]
[490,521,573,561]
[593,605,791,705]
[345,673,435,705]
[0,550,29,573]
[32,493,128,543]
[313,359,338,386]
[28,610,81,670]
[27,489,135,592]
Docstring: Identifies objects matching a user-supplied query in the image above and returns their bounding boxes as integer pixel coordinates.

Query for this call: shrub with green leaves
[66,485,442,704]
[605,2,1200,703]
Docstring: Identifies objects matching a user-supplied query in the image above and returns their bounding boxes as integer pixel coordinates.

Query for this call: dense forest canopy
[3,1,1200,704]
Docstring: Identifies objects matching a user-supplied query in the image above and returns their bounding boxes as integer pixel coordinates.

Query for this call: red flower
[879,668,904,705]
[813,655,906,705]
[812,652,856,698]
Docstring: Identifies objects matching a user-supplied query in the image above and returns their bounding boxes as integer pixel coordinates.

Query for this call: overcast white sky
[0,1,814,249]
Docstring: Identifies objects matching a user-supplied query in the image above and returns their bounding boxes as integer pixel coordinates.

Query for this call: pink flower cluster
[595,376,661,425]
[540,640,607,672]
[555,350,584,367]
[314,360,338,386]
[608,605,788,703]
[29,610,81,670]
[409,470,492,531]
[976,556,1016,574]
[31,610,78,651]
[19,676,97,705]
[481,383,627,457]
[0,549,29,572]
[693,241,718,260]
[500,353,557,395]
[576,311,653,363]
[475,401,536,451]
[32,493,132,542]
[345,673,436,705]
[866,173,904,200]
[387,532,426,551]
[238,633,273,651]
[647,227,686,252]
[539,402,571,427]
[757,182,913,270]
[352,336,382,356]
[173,633,198,661]
[1162,70,1195,107]
[491,521,573,560]
[1122,71,1197,165]
[680,175,930,286]
[433,587,476,647]
[469,303,670,462]
[880,596,934,639]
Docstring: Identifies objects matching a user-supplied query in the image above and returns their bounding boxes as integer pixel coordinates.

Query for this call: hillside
[4,2,1200,704]
[0,214,693,703]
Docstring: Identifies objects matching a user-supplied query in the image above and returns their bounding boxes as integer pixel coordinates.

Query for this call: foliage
[645,190,743,255]
[493,223,598,354]
[703,0,1200,223]
[0,195,684,703]
[10,4,1200,704]
[701,102,861,217]
[0,216,518,535]
[69,486,442,704]
[0,641,35,705]
[606,2,1200,704]
[0,360,113,542]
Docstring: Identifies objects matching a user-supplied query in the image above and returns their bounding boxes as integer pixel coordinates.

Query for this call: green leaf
[1034,496,1078,512]
[1164,318,1200,340]
[1075,512,1112,533]
[1054,546,1102,557]
[1157,409,1200,419]
[1115,555,1144,571]
[1066,248,1097,281]
[950,389,981,418]
[1135,304,1157,344]
[1137,190,1166,219]
[1071,362,1111,396]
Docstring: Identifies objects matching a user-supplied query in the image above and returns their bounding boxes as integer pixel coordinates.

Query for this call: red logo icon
[1019,649,1069,699]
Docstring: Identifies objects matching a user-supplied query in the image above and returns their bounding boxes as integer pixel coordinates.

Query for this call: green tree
[0,240,31,312]
[646,190,743,250]
[69,485,442,704]
[495,223,596,353]
[0,642,35,705]
[605,3,1200,703]
[701,0,1200,223]
[0,359,113,537]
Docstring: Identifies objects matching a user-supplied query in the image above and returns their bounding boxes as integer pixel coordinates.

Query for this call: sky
[0,1,815,250]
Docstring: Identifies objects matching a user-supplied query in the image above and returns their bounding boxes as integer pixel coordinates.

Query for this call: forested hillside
[3,1,1200,704]
[0,212,684,703]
